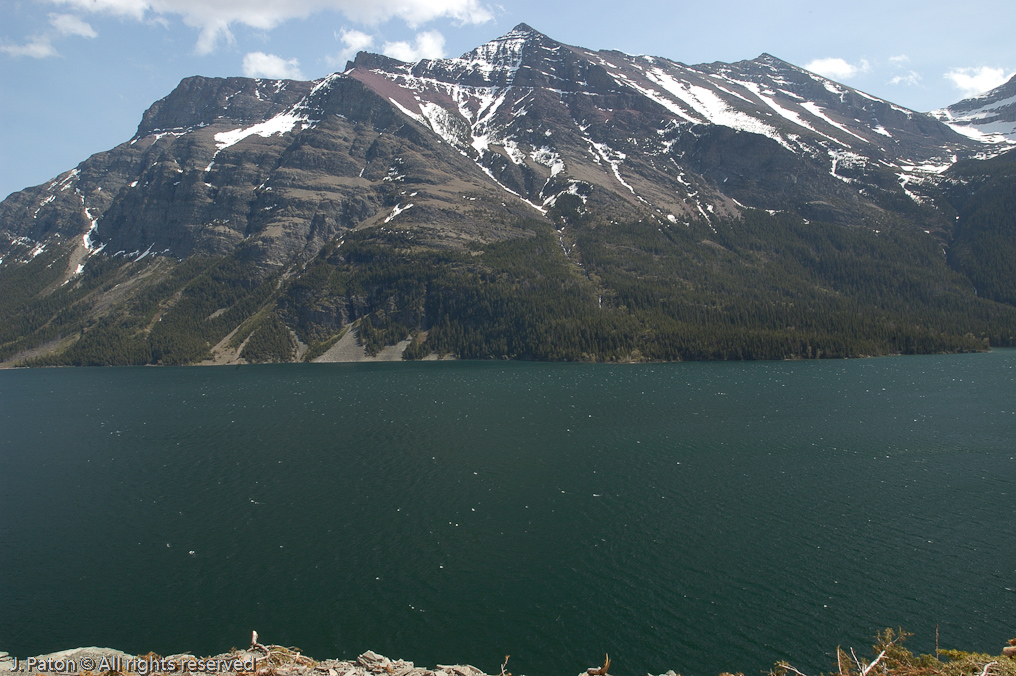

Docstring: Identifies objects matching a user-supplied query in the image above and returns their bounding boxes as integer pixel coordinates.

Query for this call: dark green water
[2,354,1015,676]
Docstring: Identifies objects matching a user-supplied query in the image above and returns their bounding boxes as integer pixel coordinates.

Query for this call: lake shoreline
[0,648,513,676]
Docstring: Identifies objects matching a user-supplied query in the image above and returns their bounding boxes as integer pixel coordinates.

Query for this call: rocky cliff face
[0,69,540,271]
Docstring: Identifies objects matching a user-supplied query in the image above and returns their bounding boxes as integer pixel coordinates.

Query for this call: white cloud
[382,30,445,62]
[944,66,1013,98]
[49,0,147,20]
[46,0,492,53]
[327,28,373,68]
[49,13,98,38]
[1,13,98,59]
[888,54,910,67]
[194,20,233,55]
[242,51,304,79]
[805,57,870,81]
[0,36,58,58]
[889,71,921,86]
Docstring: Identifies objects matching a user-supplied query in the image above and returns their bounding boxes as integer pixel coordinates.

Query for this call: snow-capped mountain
[336,23,1003,234]
[1,22,1001,270]
[3,22,1016,368]
[932,73,1016,144]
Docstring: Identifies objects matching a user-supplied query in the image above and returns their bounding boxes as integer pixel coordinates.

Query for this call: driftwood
[586,654,610,676]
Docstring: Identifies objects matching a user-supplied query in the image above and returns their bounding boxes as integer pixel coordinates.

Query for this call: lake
[1,353,1014,676]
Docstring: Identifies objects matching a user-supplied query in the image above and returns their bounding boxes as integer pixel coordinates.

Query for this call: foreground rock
[0,648,491,676]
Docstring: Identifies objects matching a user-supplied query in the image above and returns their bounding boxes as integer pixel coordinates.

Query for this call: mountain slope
[2,23,1016,366]
[0,70,542,275]
[939,147,1016,305]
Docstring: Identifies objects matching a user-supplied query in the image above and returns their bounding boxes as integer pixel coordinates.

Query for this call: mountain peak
[933,72,1016,143]
[347,51,409,72]
[752,53,798,70]
[454,22,552,73]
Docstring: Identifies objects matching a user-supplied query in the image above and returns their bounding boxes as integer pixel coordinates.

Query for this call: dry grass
[772,629,1016,676]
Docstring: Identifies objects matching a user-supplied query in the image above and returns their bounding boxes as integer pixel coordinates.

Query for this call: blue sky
[2,0,1014,201]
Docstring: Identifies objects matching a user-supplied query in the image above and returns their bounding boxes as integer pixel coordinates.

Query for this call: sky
[1,0,1014,201]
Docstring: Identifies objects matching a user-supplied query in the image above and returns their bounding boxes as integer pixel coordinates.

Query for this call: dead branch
[860,651,886,676]
[851,648,864,674]
[777,662,809,676]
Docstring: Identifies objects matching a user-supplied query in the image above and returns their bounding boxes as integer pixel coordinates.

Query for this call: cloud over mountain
[242,51,303,79]
[382,30,446,61]
[945,66,1013,97]
[805,57,870,80]
[45,0,492,53]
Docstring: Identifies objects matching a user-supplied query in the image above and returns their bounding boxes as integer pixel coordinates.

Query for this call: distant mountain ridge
[932,73,1016,144]
[2,23,1016,366]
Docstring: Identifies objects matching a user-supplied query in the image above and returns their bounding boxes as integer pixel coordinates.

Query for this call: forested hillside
[4,194,1016,366]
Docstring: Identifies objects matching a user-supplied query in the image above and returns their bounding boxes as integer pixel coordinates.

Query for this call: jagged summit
[346,51,409,71]
[753,52,790,66]
[344,23,551,75]
[452,24,542,74]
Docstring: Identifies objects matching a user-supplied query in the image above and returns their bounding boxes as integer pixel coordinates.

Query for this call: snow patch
[615,70,701,124]
[589,140,635,194]
[827,149,868,183]
[502,139,527,165]
[419,101,468,147]
[82,202,101,251]
[799,101,868,144]
[57,169,79,191]
[32,194,56,218]
[643,69,793,151]
[740,81,848,146]
[384,203,414,223]
[388,98,423,123]
[899,158,954,174]
[214,110,311,150]
[530,146,564,176]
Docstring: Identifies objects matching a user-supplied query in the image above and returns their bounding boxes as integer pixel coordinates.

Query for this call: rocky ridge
[932,73,1016,144]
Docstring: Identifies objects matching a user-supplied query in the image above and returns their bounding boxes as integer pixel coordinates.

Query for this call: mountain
[932,74,1016,144]
[2,24,1016,366]
[345,24,976,224]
